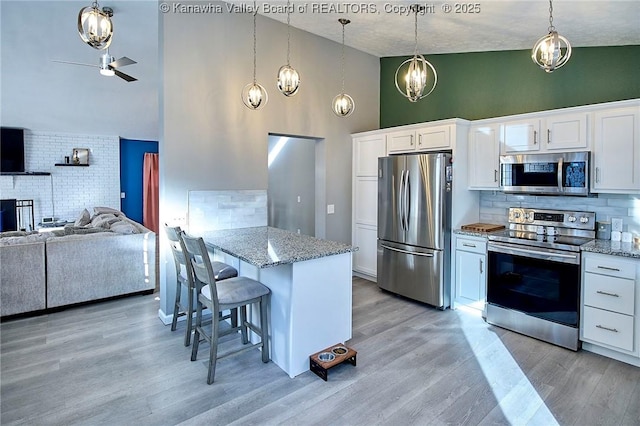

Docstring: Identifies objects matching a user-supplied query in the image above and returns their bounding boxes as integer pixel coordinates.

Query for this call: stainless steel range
[486,208,596,351]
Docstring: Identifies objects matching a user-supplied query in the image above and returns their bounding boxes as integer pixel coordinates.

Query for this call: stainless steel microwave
[500,151,590,196]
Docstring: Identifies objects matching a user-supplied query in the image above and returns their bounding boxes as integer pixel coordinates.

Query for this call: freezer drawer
[377,240,447,308]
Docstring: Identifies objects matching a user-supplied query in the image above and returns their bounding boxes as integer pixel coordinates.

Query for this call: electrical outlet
[611,217,623,232]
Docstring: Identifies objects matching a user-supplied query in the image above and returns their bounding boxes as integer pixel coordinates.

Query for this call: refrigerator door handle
[404,169,410,233]
[399,170,406,231]
[380,244,435,257]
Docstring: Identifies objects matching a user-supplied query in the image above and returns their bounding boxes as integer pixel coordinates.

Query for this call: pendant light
[277,0,300,96]
[394,4,437,102]
[242,2,268,110]
[531,0,572,72]
[332,18,355,118]
[77,1,113,50]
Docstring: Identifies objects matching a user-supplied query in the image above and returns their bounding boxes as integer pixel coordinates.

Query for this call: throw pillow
[74,208,91,226]
[110,221,138,234]
[93,206,123,216]
[90,213,117,228]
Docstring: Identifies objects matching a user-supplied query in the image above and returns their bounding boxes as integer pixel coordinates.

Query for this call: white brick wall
[479,192,640,235]
[0,130,120,228]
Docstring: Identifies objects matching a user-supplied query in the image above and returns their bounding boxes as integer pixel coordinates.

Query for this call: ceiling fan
[53,49,137,82]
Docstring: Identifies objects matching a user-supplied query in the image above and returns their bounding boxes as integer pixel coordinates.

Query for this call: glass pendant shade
[77,3,113,50]
[394,54,437,102]
[242,82,268,110]
[277,65,300,96]
[332,93,355,117]
[531,30,572,72]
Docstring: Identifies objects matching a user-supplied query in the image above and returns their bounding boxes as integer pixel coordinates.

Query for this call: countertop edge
[580,240,640,259]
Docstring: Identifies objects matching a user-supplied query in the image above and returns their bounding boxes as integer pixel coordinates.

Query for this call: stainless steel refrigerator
[377,152,452,308]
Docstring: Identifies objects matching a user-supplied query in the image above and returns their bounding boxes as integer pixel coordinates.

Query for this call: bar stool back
[164,225,238,346]
[181,232,270,384]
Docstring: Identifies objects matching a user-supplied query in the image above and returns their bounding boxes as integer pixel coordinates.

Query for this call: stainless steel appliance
[377,152,452,308]
[487,207,596,350]
[500,151,590,196]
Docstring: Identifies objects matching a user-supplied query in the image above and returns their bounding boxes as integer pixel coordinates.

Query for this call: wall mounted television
[1,127,25,173]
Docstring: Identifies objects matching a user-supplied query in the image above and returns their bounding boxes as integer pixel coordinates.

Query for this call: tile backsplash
[187,190,267,234]
[479,191,640,234]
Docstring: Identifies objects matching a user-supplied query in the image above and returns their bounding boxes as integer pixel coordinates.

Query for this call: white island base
[218,251,353,378]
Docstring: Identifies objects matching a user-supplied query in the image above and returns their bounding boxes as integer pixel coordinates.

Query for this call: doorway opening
[267,134,324,237]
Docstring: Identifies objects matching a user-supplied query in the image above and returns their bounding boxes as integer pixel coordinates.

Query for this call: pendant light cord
[340,21,346,93]
[548,0,555,32]
[413,6,418,56]
[252,0,257,84]
[286,0,291,65]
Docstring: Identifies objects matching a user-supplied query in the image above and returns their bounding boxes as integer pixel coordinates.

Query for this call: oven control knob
[580,216,589,224]
[568,215,577,222]
[513,211,521,219]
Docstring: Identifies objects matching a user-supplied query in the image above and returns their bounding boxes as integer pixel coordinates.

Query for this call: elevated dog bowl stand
[309,343,357,381]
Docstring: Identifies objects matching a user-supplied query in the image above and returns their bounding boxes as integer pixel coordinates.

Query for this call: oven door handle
[557,157,564,192]
[488,242,579,264]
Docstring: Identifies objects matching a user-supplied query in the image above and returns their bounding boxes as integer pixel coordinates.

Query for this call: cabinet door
[455,249,486,307]
[354,134,386,177]
[544,113,588,150]
[353,224,377,277]
[416,124,451,151]
[387,129,416,153]
[468,125,499,189]
[354,177,377,226]
[592,107,640,193]
[501,119,541,153]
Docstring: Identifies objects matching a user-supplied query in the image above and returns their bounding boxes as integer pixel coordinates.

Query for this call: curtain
[143,153,159,233]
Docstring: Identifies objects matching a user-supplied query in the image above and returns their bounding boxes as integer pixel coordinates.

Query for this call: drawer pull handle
[596,290,620,298]
[597,265,620,272]
[596,325,619,333]
[462,243,477,248]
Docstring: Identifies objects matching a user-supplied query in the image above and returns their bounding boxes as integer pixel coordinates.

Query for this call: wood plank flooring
[2,277,639,425]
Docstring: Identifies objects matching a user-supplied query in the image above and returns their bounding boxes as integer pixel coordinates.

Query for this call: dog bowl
[317,352,335,362]
[331,346,348,355]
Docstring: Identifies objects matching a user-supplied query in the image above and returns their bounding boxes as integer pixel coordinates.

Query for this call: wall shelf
[0,171,51,176]
[54,163,89,167]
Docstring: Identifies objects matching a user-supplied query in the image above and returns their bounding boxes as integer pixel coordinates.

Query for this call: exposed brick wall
[0,131,120,228]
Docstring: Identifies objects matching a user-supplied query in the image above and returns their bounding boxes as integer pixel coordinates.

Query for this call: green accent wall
[380,46,640,128]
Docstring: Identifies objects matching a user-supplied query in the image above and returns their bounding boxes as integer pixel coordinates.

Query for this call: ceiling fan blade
[52,59,97,68]
[110,56,136,68]
[114,69,137,82]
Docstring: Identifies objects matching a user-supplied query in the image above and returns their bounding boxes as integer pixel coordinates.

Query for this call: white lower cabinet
[453,235,487,311]
[580,252,640,366]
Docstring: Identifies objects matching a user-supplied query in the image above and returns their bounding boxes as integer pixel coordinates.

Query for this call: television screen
[1,127,25,173]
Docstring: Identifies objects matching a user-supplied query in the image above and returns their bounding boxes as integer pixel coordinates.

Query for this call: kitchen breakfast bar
[202,226,356,378]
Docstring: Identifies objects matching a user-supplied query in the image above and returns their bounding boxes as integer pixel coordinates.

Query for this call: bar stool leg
[171,277,181,332]
[260,295,270,363]
[207,313,220,385]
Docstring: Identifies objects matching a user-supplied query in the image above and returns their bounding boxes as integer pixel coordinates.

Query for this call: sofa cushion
[63,225,110,235]
[74,208,91,226]
[110,220,138,234]
[0,233,51,246]
[90,213,118,229]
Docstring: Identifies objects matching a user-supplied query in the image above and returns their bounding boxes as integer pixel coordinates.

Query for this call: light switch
[120,192,126,199]
[327,204,335,214]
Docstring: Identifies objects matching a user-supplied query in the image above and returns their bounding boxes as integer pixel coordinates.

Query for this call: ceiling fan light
[78,3,113,50]
[277,65,300,97]
[100,68,115,77]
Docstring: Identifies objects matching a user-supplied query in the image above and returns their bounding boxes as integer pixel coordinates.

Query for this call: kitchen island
[202,226,356,378]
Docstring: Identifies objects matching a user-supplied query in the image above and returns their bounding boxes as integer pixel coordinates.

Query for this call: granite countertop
[453,228,506,238]
[201,226,357,268]
[581,239,640,259]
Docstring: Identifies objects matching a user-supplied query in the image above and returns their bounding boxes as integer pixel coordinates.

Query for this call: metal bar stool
[164,225,238,346]
[181,232,270,384]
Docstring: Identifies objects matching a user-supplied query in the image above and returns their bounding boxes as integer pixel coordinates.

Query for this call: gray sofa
[0,208,156,317]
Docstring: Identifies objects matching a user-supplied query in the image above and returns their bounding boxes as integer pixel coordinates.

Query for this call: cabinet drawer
[582,306,634,352]
[583,273,635,315]
[455,238,487,254]
[584,256,636,280]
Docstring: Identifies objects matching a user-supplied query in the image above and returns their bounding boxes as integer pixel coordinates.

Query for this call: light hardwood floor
[2,277,639,425]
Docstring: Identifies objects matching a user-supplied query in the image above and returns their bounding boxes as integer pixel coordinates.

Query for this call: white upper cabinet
[468,124,500,189]
[387,124,452,153]
[592,106,640,194]
[500,112,588,154]
[354,134,386,177]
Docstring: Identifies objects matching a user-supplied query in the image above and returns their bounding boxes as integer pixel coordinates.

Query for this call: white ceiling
[239,0,640,57]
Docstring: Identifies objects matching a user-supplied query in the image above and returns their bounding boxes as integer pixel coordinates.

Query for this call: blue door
[120,138,158,224]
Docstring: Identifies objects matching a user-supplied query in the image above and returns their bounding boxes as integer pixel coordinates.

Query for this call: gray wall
[0,1,159,141]
[160,7,380,316]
